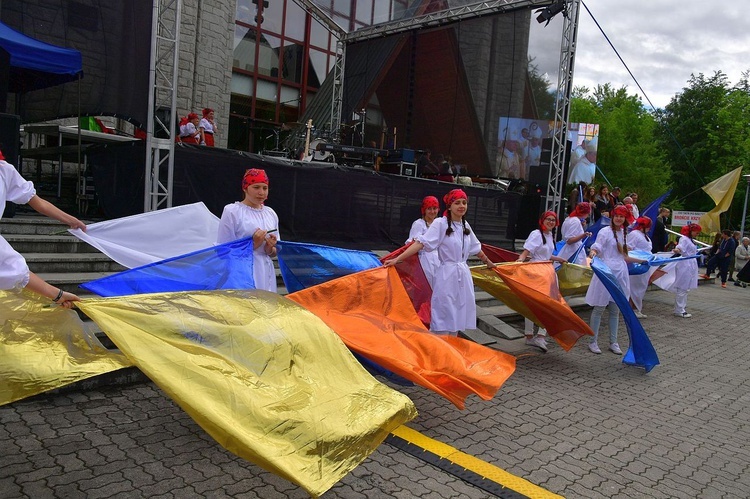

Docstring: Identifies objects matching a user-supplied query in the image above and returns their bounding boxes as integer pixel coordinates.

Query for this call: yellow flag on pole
[699,166,744,233]
[0,290,131,406]
[77,290,416,497]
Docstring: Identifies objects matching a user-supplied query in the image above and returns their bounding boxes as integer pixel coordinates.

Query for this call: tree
[527,58,556,120]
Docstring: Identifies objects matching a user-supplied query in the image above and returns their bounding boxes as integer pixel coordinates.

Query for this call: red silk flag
[380,244,432,327]
[473,262,593,351]
[288,266,516,409]
[481,243,520,263]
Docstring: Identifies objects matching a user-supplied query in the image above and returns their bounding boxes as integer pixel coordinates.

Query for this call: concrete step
[24,253,127,273]
[1,215,94,235]
[4,233,100,253]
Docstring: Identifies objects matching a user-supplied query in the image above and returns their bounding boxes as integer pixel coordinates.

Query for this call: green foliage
[568,84,670,207]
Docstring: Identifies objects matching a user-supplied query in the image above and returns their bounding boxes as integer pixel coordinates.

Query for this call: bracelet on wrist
[52,289,64,303]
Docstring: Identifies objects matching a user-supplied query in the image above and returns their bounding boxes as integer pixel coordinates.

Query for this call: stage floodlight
[536,0,567,26]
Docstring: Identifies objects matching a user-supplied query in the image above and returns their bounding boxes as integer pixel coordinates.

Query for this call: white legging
[674,288,689,315]
[524,318,547,337]
[590,302,619,345]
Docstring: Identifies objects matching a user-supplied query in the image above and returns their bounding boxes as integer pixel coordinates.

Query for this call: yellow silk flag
[472,262,593,351]
[76,290,416,497]
[556,262,593,296]
[699,166,743,233]
[0,290,131,406]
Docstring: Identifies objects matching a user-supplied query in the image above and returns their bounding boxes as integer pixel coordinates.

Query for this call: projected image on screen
[497,117,551,181]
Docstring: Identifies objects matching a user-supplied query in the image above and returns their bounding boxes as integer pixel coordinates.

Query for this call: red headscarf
[187,112,199,121]
[633,216,652,230]
[421,196,439,215]
[242,168,269,190]
[0,149,4,161]
[538,211,558,231]
[571,202,591,218]
[442,189,468,216]
[202,108,214,118]
[611,205,629,219]
[681,223,702,236]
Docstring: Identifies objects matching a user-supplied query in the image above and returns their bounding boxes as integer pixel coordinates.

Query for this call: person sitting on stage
[216,169,279,293]
[199,108,217,146]
[417,150,439,178]
[178,113,203,144]
[406,196,441,286]
[1,150,86,308]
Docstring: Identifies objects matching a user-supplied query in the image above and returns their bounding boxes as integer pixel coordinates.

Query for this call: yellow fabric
[76,289,416,497]
[699,166,743,233]
[0,290,131,406]
[556,262,593,296]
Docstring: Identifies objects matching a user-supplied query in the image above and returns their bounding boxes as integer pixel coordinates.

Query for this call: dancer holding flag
[586,205,647,355]
[557,202,593,266]
[384,188,495,336]
[628,217,653,319]
[406,196,440,286]
[1,150,86,307]
[217,168,279,292]
[671,223,702,318]
[516,211,568,352]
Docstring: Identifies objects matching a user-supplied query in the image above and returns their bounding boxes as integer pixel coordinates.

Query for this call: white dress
[628,230,652,311]
[0,161,36,290]
[672,236,698,292]
[417,217,481,332]
[199,118,215,134]
[557,216,587,265]
[585,226,629,307]
[407,218,440,287]
[217,202,280,293]
[567,157,596,185]
[523,229,555,261]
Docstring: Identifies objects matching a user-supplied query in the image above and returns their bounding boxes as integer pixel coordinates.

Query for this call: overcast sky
[527,1,750,110]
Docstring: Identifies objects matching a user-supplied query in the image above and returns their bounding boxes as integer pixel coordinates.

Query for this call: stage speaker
[538,138,573,188]
[0,113,21,166]
[515,193,545,239]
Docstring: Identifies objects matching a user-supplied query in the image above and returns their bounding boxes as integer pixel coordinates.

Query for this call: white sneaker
[537,336,548,349]
[634,310,647,319]
[526,336,548,353]
[673,312,692,318]
[609,343,623,355]
[588,342,602,354]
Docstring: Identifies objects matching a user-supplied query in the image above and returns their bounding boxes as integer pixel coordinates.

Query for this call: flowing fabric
[472,262,593,350]
[556,262,593,296]
[81,237,255,297]
[76,290,416,497]
[480,243,520,262]
[699,167,743,234]
[288,266,516,410]
[69,202,220,268]
[589,259,659,372]
[0,290,131,406]
[277,241,381,294]
[380,243,432,327]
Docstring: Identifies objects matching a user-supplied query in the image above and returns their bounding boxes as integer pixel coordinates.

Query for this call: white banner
[672,210,705,227]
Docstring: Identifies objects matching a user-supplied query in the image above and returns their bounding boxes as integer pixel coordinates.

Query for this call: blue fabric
[642,190,672,238]
[553,240,565,256]
[277,241,382,293]
[590,258,660,372]
[0,21,82,92]
[627,249,700,275]
[569,236,589,263]
[81,238,256,297]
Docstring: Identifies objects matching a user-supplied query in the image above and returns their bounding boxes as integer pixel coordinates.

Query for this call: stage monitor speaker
[0,113,21,166]
[515,193,545,239]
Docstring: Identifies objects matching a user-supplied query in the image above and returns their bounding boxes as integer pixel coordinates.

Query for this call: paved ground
[2,281,750,498]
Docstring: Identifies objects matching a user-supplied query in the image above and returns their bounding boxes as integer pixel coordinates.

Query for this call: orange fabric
[288,266,515,409]
[474,262,593,351]
[380,243,432,327]
[481,243,519,263]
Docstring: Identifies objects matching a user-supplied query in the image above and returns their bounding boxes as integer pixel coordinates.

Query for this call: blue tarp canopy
[0,21,82,92]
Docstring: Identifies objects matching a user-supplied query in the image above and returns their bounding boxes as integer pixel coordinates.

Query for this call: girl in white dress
[557,202,593,266]
[585,205,646,355]
[1,151,85,307]
[385,189,495,336]
[199,108,217,146]
[407,196,440,287]
[671,223,701,318]
[217,169,280,292]
[628,217,653,319]
[516,211,568,352]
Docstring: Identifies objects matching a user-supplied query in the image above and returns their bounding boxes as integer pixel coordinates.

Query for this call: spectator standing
[703,230,737,288]
[651,207,670,253]
[734,237,750,287]
[728,230,741,282]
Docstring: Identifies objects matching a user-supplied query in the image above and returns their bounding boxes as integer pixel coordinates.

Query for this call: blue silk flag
[584,216,610,249]
[627,249,700,275]
[590,258,659,372]
[643,190,672,238]
[277,241,382,293]
[81,237,255,297]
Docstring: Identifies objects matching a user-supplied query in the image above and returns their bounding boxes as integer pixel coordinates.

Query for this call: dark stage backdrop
[1,0,152,126]
[86,142,521,250]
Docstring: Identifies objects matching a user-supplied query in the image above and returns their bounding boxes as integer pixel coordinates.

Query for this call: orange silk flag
[472,262,593,351]
[288,266,516,409]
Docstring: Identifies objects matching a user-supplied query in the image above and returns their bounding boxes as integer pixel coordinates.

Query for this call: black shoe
[735,282,742,287]
[728,278,735,282]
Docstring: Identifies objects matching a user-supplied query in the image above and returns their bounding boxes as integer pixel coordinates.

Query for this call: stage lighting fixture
[536,0,567,26]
